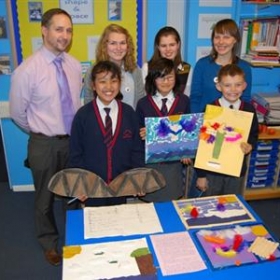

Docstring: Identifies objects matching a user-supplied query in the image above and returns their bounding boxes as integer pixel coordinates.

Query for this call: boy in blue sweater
[195,64,258,196]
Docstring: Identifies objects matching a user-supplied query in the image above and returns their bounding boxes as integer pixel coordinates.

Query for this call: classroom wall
[1,0,280,190]
[1,0,138,190]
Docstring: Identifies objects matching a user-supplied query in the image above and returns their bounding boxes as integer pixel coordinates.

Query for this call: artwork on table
[63,238,157,280]
[194,105,253,176]
[145,113,204,164]
[173,195,256,230]
[194,223,280,270]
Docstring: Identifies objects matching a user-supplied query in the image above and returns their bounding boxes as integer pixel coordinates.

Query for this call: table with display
[65,198,280,279]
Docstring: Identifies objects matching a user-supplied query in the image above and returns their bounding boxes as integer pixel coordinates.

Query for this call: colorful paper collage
[63,238,157,280]
[173,195,256,230]
[194,224,280,270]
[194,105,253,176]
[145,113,204,164]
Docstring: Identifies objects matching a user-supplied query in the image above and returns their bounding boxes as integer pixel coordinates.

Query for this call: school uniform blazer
[68,99,145,184]
[136,93,191,127]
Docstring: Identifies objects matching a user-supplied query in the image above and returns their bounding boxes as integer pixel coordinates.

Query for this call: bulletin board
[16,0,138,63]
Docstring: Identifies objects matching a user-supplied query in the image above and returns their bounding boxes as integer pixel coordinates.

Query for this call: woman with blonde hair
[83,24,145,108]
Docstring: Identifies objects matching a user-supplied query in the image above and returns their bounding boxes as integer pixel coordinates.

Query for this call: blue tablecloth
[65,200,280,279]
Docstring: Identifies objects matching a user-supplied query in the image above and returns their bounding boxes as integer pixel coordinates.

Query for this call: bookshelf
[239,1,280,67]
[244,130,280,200]
[238,1,280,200]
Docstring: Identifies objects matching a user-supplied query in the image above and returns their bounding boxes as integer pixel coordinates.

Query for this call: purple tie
[53,57,75,135]
[104,108,113,147]
[161,98,168,116]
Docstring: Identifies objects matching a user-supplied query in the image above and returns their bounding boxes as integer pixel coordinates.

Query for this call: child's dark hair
[91,61,123,100]
[217,64,245,82]
[145,58,180,96]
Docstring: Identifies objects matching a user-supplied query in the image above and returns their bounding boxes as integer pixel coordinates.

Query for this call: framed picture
[28,2,43,22]
[108,0,122,21]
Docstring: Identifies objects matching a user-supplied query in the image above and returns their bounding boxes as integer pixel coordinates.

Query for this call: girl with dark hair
[136,58,191,202]
[69,61,144,206]
[142,26,191,95]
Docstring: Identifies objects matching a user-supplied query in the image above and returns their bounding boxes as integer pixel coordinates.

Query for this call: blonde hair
[95,24,137,72]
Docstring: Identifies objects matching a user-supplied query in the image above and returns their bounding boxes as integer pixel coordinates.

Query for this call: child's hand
[196,177,208,192]
[139,127,146,140]
[136,192,146,197]
[240,142,252,155]
[77,194,88,202]
[181,158,192,165]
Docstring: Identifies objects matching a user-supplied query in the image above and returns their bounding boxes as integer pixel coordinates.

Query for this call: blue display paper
[145,113,204,164]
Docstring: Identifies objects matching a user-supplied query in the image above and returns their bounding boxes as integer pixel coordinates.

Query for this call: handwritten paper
[150,232,207,276]
[84,203,163,239]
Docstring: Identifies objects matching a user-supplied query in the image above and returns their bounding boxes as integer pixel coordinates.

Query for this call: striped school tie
[161,98,168,116]
[104,108,112,147]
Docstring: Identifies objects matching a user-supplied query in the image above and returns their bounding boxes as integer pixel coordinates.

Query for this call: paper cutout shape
[48,167,165,198]
[63,238,157,280]
[145,113,204,163]
[194,224,280,270]
[194,105,253,176]
[173,195,255,230]
[248,236,279,259]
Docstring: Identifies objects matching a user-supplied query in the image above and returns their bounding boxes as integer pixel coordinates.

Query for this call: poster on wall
[108,0,122,21]
[28,2,43,22]
[199,0,232,7]
[198,14,231,39]
[196,46,211,61]
[59,0,93,24]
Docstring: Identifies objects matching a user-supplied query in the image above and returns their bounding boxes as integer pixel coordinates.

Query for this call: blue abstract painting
[145,113,204,164]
